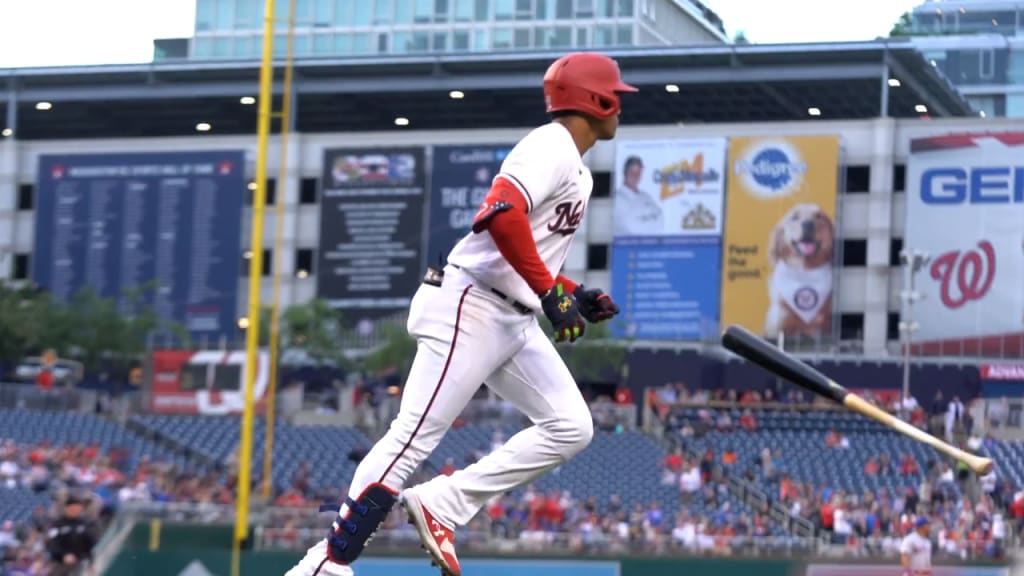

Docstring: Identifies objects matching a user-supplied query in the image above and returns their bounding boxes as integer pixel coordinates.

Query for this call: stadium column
[862,117,897,355]
[0,89,17,282]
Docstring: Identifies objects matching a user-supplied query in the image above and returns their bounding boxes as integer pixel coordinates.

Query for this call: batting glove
[541,282,586,343]
[573,285,620,323]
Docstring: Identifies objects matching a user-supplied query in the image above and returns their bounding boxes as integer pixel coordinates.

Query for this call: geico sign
[920,167,1024,204]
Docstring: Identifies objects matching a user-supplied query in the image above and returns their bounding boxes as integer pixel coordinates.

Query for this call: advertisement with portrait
[427,145,512,265]
[905,133,1024,357]
[719,135,840,342]
[610,138,727,341]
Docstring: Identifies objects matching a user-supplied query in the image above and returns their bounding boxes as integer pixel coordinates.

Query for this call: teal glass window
[453,0,472,21]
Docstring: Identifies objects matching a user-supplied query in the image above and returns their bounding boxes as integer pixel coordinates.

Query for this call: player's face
[592,113,620,141]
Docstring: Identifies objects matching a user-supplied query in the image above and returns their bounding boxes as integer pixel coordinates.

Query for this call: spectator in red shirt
[900,453,919,476]
[440,457,457,476]
[613,385,633,405]
[864,457,879,475]
[36,369,54,391]
[663,447,684,475]
[821,500,835,531]
[739,409,758,431]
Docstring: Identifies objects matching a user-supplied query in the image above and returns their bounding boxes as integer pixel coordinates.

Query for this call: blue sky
[0,0,922,69]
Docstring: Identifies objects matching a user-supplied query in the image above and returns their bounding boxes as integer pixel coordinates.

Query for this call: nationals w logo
[929,240,996,309]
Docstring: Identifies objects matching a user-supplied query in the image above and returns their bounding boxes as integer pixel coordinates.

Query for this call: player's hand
[540,282,586,343]
[573,285,619,323]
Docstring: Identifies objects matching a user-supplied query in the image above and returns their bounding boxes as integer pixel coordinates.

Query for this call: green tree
[890,11,914,36]
[733,30,750,44]
[0,285,60,362]
[280,298,350,367]
[554,320,629,383]
[361,320,416,380]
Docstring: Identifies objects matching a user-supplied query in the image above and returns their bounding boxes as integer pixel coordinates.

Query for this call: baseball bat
[721,324,994,475]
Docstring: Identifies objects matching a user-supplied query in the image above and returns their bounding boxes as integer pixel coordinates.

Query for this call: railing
[258,525,824,557]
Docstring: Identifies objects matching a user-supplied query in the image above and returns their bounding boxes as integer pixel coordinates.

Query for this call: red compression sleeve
[475,179,554,295]
[555,274,577,292]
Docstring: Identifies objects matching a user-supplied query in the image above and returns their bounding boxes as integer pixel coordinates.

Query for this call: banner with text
[33,151,245,343]
[905,133,1024,358]
[719,135,840,341]
[610,138,727,340]
[317,147,427,324]
[427,144,512,264]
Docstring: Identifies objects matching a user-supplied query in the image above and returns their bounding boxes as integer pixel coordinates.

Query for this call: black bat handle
[721,325,848,405]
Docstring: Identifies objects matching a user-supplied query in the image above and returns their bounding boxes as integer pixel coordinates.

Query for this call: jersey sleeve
[494,130,572,214]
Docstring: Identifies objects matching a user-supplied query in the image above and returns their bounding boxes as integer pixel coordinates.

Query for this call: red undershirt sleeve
[555,274,577,293]
[472,178,554,295]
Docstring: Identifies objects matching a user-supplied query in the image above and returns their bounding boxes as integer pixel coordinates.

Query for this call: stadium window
[889,238,904,267]
[12,254,29,280]
[893,164,906,193]
[241,249,273,277]
[843,165,870,194]
[514,28,530,48]
[435,0,450,22]
[295,248,315,276]
[248,179,276,205]
[377,33,389,53]
[453,30,470,50]
[300,178,319,204]
[616,0,634,17]
[841,239,867,267]
[616,23,632,44]
[887,312,901,341]
[591,172,611,198]
[839,313,864,341]
[587,244,609,270]
[17,184,33,211]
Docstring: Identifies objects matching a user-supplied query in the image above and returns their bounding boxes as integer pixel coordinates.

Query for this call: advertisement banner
[612,138,726,238]
[149,349,269,415]
[719,135,840,341]
[427,145,512,264]
[610,138,727,340]
[905,133,1024,357]
[33,151,245,343]
[316,147,427,324]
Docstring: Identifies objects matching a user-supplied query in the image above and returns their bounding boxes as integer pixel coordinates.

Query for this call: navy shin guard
[319,483,397,564]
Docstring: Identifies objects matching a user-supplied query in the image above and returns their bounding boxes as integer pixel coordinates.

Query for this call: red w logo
[929,240,996,309]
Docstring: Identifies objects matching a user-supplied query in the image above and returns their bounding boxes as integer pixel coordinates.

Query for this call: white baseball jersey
[447,122,592,309]
[900,531,932,572]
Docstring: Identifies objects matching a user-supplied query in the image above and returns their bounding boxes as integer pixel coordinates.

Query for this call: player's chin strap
[318,483,397,564]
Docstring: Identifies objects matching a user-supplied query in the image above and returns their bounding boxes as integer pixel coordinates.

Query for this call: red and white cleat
[402,489,461,576]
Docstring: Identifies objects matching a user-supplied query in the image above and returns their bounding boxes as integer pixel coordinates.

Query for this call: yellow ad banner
[720,136,840,341]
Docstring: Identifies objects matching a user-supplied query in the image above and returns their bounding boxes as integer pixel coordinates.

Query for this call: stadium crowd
[0,382,1017,572]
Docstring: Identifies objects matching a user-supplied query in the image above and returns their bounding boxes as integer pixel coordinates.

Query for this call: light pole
[899,249,930,415]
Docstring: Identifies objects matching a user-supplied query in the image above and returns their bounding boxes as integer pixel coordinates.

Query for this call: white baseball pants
[344,264,593,528]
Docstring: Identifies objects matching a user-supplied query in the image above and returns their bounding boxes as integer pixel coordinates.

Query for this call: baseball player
[285,52,637,576]
[900,517,933,576]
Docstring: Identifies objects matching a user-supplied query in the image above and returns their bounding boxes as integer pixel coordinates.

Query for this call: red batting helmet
[543,52,638,120]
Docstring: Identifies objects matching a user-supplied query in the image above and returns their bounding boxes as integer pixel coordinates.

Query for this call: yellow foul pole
[235,0,276,565]
[262,0,297,501]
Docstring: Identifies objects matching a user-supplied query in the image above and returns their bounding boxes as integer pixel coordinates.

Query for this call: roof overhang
[0,41,976,140]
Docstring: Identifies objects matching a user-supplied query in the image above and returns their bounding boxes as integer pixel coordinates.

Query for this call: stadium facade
[160,0,728,62]
[2,42,1020,360]
[907,0,1024,117]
